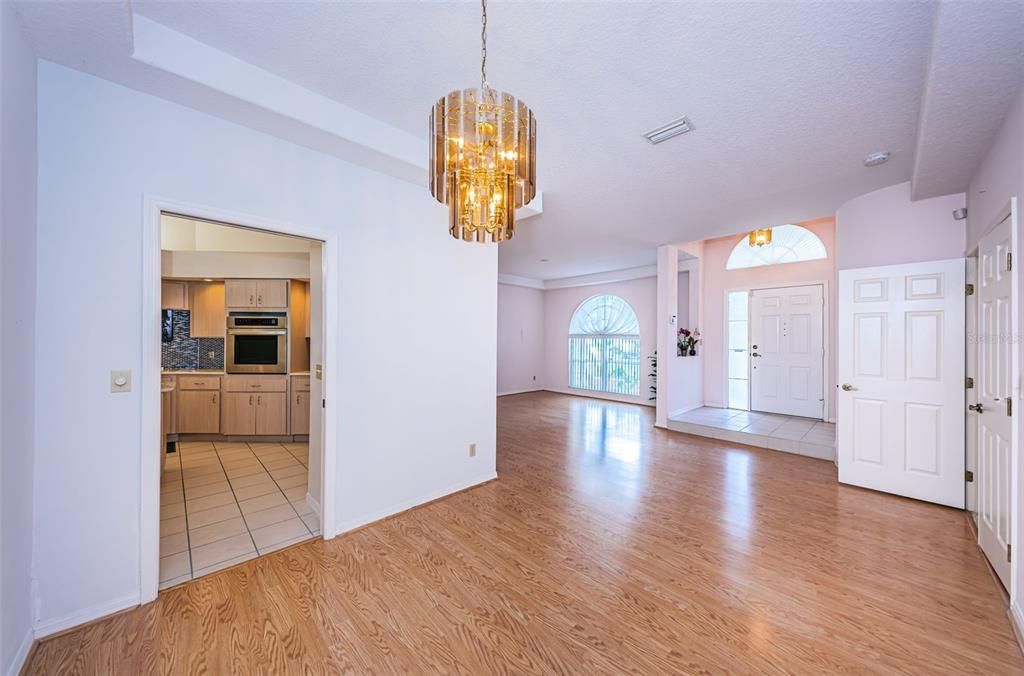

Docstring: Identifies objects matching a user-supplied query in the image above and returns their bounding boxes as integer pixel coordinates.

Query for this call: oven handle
[226,329,287,336]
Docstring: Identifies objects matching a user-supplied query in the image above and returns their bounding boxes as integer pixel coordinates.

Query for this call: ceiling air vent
[643,116,694,145]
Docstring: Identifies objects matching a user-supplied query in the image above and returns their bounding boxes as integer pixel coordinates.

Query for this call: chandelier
[748,228,772,247]
[429,0,536,243]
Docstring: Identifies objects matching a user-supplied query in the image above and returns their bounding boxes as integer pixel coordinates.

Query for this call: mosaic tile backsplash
[162,310,225,370]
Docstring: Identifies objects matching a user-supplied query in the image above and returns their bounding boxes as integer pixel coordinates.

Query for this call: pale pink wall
[965,83,1024,612]
[967,86,1023,249]
[544,276,657,406]
[835,181,965,270]
[496,283,545,394]
[700,218,838,418]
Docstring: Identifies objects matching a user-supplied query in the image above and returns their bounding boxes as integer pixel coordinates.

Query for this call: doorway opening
[141,200,337,601]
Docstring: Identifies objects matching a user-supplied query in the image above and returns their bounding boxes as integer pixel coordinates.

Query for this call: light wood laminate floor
[26,393,1023,674]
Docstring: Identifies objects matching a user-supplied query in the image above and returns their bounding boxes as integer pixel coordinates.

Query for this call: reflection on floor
[24,393,1022,674]
[159,441,318,588]
[667,406,836,460]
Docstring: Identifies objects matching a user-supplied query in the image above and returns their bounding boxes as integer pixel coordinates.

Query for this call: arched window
[568,295,641,396]
[726,224,827,270]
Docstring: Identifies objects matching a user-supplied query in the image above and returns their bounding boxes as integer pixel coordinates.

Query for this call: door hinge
[1008,252,1013,272]
[965,470,974,482]
[965,283,975,296]
[1007,397,1013,416]
[322,399,326,409]
[1008,543,1012,563]
[965,376,974,389]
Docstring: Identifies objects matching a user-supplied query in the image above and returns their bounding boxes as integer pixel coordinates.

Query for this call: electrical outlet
[469,443,477,457]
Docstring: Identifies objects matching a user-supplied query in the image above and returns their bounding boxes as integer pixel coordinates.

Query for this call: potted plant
[677,328,701,356]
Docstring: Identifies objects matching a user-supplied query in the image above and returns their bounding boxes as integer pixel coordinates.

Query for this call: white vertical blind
[568,295,641,396]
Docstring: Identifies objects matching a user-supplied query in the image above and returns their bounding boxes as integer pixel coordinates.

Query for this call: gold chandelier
[429,0,536,243]
[748,228,772,247]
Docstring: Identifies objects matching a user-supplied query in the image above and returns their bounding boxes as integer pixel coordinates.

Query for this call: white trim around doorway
[140,196,340,605]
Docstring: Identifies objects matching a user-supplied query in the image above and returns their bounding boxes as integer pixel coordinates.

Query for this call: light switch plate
[110,369,132,393]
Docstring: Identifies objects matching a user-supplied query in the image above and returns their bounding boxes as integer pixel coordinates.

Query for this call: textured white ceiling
[15,1,1023,280]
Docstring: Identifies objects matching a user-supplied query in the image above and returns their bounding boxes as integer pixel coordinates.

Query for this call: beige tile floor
[667,407,837,461]
[159,441,319,589]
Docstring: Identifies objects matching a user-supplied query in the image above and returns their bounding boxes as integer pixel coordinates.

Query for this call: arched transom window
[726,224,827,270]
[568,295,641,396]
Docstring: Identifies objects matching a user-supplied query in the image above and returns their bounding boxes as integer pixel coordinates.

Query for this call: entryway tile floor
[667,407,836,461]
[158,441,318,589]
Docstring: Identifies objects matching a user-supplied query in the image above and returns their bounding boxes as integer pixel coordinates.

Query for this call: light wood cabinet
[189,282,226,338]
[290,376,311,436]
[161,281,188,310]
[225,280,258,309]
[176,389,221,433]
[221,390,287,436]
[225,279,289,310]
[256,393,289,435]
[289,281,310,372]
[257,280,289,309]
[222,392,257,435]
[223,375,287,392]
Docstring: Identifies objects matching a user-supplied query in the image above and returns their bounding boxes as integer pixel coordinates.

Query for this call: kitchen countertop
[162,369,225,375]
[162,369,311,376]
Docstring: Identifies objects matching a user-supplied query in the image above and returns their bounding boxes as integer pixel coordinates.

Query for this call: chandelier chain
[480,0,488,88]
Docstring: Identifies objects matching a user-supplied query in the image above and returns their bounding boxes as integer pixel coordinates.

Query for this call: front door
[749,285,824,418]
[837,258,965,508]
[976,209,1016,588]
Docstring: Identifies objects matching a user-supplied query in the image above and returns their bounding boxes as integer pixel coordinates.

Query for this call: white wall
[33,62,496,632]
[496,283,545,395]
[544,277,657,407]
[0,4,37,673]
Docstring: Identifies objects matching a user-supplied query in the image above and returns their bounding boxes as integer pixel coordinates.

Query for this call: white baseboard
[5,626,35,676]
[543,388,655,408]
[1010,601,1024,652]
[33,593,139,640]
[334,472,497,535]
[305,491,322,517]
[497,388,543,396]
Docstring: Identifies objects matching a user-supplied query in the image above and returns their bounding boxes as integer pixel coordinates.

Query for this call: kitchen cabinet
[222,375,288,435]
[222,392,258,435]
[176,389,221,433]
[222,392,288,435]
[189,282,226,338]
[255,393,288,435]
[290,376,311,436]
[161,281,188,310]
[225,279,289,310]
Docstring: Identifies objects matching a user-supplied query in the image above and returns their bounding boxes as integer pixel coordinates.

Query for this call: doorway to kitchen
[141,199,337,601]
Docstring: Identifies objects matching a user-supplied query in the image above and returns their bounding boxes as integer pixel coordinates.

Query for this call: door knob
[969,403,984,413]
[751,352,761,358]
[841,383,857,391]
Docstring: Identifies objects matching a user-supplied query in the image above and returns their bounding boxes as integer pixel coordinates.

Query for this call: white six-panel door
[976,212,1015,587]
[750,285,824,419]
[837,258,965,508]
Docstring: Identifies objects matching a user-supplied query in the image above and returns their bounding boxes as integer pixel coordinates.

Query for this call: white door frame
[972,197,1020,599]
[724,279,832,421]
[140,195,340,604]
